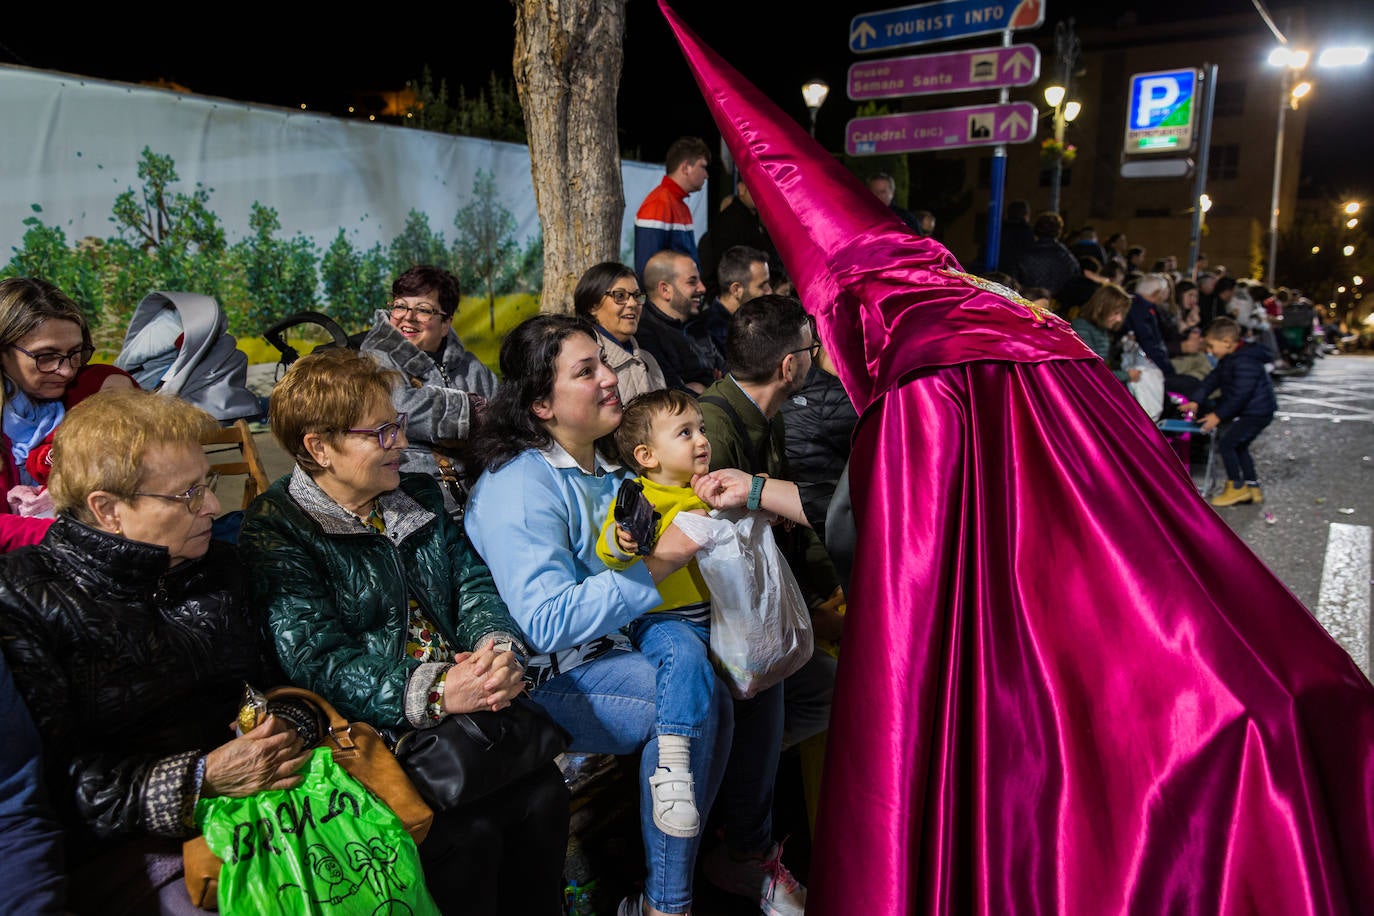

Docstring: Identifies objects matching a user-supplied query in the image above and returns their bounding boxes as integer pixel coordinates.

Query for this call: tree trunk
[514,0,627,315]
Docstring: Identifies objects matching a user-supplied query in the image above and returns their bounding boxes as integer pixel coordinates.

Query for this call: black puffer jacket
[1194,342,1277,419]
[0,518,274,850]
[1014,237,1081,298]
[779,365,859,540]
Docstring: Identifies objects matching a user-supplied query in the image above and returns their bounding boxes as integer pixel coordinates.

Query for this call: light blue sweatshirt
[466,443,661,666]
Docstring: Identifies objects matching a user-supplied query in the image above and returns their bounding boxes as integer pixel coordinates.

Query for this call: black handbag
[394,694,571,810]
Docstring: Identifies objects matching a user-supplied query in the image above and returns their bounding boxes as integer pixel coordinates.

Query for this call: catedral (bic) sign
[846,101,1037,155]
[1125,68,1199,154]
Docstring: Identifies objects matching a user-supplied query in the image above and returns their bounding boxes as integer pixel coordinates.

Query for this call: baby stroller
[114,291,263,423]
[1275,300,1318,371]
[261,309,365,377]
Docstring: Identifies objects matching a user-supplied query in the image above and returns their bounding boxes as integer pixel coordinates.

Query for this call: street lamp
[1044,19,1081,215]
[801,79,829,138]
[1265,43,1370,287]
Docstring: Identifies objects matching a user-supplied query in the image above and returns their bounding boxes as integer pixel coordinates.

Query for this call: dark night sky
[2,0,1370,201]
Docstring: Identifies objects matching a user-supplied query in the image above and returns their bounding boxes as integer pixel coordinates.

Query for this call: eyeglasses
[340,413,408,449]
[133,471,221,514]
[9,343,96,373]
[788,341,822,360]
[389,302,446,322]
[603,289,647,306]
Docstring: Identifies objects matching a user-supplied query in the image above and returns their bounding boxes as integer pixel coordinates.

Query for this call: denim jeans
[531,649,733,914]
[1218,414,1272,483]
[627,613,715,739]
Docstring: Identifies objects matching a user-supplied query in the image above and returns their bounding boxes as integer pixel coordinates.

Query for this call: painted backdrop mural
[0,64,704,348]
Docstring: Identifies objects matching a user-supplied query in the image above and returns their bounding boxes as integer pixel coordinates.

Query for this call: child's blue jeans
[627,612,715,738]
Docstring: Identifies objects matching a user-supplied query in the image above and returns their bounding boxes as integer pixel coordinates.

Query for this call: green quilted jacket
[239,469,524,729]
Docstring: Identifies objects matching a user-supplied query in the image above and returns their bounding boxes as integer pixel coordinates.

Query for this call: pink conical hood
[657,0,1093,413]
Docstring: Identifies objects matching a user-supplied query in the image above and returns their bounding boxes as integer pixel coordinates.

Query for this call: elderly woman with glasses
[1,278,135,546]
[239,346,569,915]
[574,261,667,403]
[358,264,497,521]
[0,388,310,913]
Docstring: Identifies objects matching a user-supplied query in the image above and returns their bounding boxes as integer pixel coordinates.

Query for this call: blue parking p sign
[1125,69,1198,154]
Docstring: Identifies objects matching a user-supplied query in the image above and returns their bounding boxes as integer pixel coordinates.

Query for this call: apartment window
[1208,144,1239,181]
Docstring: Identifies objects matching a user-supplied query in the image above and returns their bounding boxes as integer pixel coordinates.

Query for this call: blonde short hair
[269,348,400,474]
[49,389,218,523]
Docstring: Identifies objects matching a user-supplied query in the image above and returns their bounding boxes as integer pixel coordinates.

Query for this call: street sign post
[1125,68,1199,154]
[848,44,1040,100]
[849,0,1046,54]
[846,101,1038,155]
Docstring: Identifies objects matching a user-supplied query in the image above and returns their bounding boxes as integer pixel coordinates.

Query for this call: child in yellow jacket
[598,389,713,839]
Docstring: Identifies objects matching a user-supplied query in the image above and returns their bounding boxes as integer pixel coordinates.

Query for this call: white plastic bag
[1121,333,1164,421]
[672,509,813,700]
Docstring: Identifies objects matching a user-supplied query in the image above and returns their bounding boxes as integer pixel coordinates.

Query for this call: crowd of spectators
[0,253,841,916]
[1,152,1357,913]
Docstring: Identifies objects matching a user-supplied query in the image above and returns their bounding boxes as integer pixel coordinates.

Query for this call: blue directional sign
[850,0,1047,54]
[1125,68,1199,154]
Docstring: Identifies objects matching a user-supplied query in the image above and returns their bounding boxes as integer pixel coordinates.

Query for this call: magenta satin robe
[659,3,1374,913]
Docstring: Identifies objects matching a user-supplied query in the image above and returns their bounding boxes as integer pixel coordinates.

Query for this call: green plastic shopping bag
[196,747,440,915]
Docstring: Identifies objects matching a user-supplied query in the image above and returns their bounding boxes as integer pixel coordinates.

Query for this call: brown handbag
[181,686,434,910]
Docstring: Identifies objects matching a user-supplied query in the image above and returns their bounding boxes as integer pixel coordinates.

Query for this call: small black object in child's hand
[614,479,660,556]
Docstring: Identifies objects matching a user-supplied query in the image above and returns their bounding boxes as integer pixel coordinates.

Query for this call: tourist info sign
[1125,68,1199,154]
[848,44,1040,99]
[849,0,1046,54]
[846,101,1038,155]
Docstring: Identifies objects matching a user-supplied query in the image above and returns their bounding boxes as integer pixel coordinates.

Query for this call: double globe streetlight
[1044,19,1082,215]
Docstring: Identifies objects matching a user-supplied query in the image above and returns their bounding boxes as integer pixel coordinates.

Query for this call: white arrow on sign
[851,20,878,49]
[1003,51,1032,80]
[999,111,1029,139]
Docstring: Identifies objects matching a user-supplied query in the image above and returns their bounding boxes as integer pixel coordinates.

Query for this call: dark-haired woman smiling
[465,314,733,916]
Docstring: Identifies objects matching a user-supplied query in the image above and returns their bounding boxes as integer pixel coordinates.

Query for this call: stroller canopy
[114,291,261,422]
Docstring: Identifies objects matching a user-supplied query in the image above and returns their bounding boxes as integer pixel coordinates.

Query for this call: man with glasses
[633,136,711,286]
[691,294,838,912]
[359,265,496,520]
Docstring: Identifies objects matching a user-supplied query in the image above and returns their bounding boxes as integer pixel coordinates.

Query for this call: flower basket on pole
[1040,138,1077,165]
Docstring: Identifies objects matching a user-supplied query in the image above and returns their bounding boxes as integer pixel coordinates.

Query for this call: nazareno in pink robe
[659,3,1374,913]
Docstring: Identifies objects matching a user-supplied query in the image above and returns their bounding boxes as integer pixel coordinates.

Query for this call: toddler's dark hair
[614,389,701,474]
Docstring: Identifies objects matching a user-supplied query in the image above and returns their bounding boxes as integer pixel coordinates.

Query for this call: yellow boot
[1210,481,1253,507]
[1246,482,1264,504]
